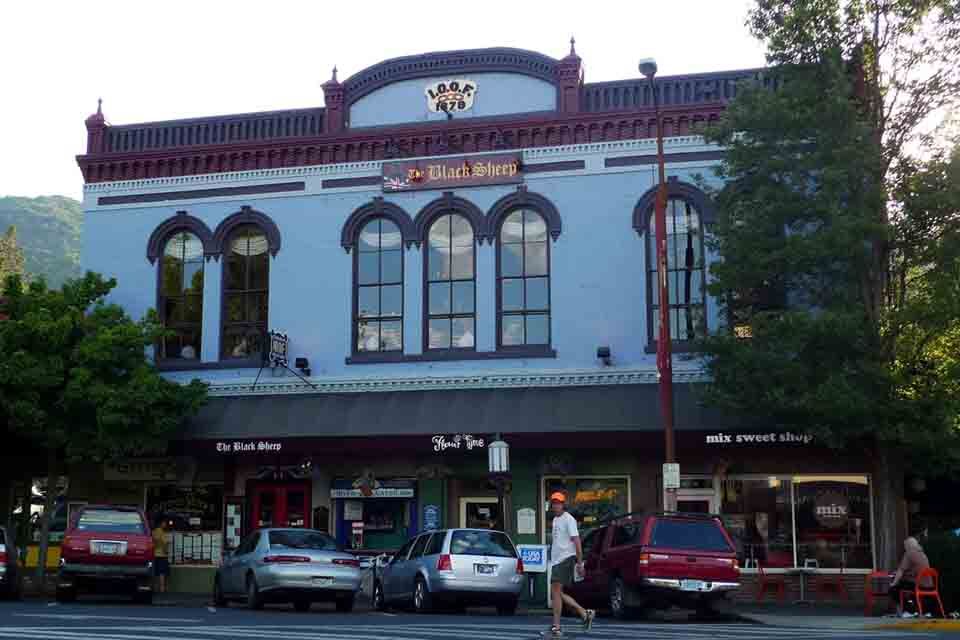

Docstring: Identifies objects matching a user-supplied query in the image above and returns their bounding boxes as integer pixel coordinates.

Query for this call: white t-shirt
[550,511,580,566]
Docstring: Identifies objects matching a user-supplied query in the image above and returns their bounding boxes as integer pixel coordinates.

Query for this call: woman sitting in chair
[889,537,930,616]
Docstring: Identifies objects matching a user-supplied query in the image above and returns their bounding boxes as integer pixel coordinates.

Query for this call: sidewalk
[736,602,960,632]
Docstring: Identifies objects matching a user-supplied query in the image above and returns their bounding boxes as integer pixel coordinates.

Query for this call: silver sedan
[374,528,525,615]
[214,528,362,612]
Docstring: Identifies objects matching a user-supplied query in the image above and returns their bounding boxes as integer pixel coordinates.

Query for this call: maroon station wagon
[567,512,740,618]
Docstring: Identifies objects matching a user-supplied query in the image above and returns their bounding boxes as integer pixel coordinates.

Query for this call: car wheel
[335,595,355,613]
[372,582,387,611]
[413,577,432,613]
[609,576,632,620]
[55,586,76,604]
[496,599,518,616]
[133,590,153,605]
[246,574,263,610]
[696,595,732,620]
[212,575,228,607]
[294,599,311,612]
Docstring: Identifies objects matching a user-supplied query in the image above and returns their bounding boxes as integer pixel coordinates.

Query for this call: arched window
[647,198,707,344]
[158,231,203,360]
[497,209,551,347]
[355,218,403,353]
[426,214,475,350]
[222,224,270,360]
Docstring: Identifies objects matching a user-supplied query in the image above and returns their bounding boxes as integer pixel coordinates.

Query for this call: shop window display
[721,477,794,568]
[146,485,224,565]
[544,477,629,545]
[794,476,872,569]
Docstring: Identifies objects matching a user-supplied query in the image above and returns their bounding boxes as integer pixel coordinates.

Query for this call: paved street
[0,601,944,640]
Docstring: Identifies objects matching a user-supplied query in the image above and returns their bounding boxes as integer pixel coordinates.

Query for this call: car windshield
[651,519,732,552]
[449,530,516,558]
[77,509,145,534]
[268,530,339,551]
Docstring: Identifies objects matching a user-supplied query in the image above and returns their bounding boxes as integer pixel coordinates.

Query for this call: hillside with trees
[0,196,81,287]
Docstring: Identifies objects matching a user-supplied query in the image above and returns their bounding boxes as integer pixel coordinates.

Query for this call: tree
[0,272,208,579]
[701,0,960,567]
[0,226,26,283]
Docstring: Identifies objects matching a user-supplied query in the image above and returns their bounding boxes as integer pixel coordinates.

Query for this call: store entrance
[460,497,500,529]
[249,482,310,531]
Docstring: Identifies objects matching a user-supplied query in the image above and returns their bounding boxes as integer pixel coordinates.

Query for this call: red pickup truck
[566,512,740,619]
[58,505,155,603]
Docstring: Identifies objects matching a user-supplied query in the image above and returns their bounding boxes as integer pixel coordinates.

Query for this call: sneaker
[550,625,564,638]
[923,613,932,618]
[582,609,596,632]
[900,612,917,619]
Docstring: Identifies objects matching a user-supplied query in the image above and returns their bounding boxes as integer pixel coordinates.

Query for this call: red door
[250,483,310,531]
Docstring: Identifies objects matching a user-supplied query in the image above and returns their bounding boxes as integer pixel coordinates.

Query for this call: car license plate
[312,577,334,587]
[681,579,705,591]
[475,564,497,576]
[95,542,121,555]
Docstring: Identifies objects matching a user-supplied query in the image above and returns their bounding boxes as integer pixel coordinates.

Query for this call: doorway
[249,482,311,531]
[459,497,500,529]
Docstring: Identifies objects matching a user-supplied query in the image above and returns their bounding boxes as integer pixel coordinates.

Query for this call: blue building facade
[76,45,886,599]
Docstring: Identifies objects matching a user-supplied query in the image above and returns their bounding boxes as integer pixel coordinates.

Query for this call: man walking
[549,492,595,637]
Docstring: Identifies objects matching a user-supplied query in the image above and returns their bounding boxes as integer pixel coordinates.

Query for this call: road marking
[13,614,202,623]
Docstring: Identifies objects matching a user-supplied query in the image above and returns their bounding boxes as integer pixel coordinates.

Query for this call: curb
[867,620,960,632]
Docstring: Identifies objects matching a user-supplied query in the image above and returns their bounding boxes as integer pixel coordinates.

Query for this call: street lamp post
[639,58,677,512]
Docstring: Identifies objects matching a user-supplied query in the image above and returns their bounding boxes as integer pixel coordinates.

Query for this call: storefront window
[544,477,630,544]
[794,475,872,569]
[720,474,873,570]
[146,485,224,566]
[721,476,794,568]
[332,477,417,552]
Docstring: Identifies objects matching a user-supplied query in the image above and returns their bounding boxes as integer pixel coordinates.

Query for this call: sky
[0,0,767,200]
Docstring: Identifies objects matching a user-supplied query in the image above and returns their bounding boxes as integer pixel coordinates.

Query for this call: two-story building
[73,43,901,599]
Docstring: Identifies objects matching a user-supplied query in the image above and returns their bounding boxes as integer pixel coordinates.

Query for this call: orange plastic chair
[756,564,786,603]
[813,565,849,602]
[900,567,946,618]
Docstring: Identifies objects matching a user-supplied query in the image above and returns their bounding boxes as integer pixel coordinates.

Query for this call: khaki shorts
[551,556,576,586]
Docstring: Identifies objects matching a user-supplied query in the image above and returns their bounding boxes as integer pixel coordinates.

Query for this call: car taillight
[516,557,524,574]
[263,555,311,563]
[437,554,453,572]
[332,558,360,568]
[638,553,650,570]
[0,552,6,565]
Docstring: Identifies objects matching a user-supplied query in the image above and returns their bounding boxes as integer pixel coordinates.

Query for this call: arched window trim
[146,211,215,264]
[487,186,562,244]
[421,212,478,353]
[219,223,272,363]
[212,205,282,259]
[632,178,716,237]
[413,192,485,246]
[341,197,415,253]
[641,192,709,349]
[494,205,556,355]
[155,228,205,365]
[351,216,405,359]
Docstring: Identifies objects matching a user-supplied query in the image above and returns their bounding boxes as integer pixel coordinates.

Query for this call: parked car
[373,528,524,615]
[0,525,22,599]
[214,528,361,612]
[57,505,155,603]
[567,512,740,619]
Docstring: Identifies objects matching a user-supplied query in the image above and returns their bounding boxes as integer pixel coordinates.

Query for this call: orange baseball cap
[550,492,567,503]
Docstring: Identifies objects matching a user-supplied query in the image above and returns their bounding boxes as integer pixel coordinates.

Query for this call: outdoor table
[786,567,817,604]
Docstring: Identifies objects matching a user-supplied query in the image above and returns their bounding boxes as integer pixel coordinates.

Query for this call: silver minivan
[214,528,362,612]
[373,528,524,615]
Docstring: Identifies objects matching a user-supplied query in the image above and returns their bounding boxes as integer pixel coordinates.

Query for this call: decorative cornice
[193,365,711,397]
[84,136,719,198]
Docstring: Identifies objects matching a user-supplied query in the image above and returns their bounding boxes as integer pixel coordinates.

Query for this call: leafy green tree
[0,226,26,283]
[0,272,208,579]
[702,0,960,566]
[0,196,82,288]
